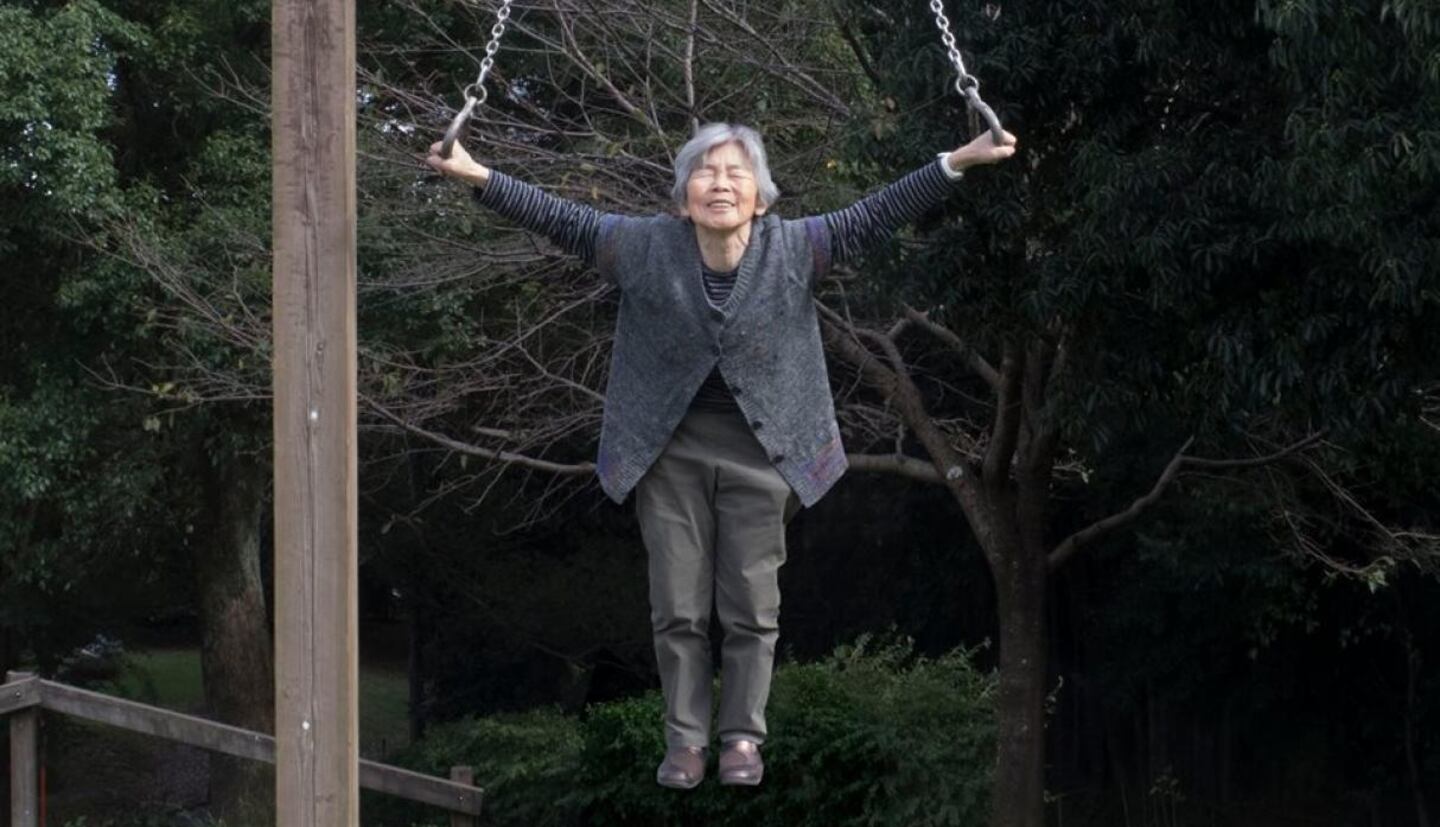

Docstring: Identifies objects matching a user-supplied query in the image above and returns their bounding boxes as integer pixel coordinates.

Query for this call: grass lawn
[110,648,206,712]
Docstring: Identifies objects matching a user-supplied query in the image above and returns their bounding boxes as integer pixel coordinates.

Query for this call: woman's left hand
[947,130,1018,171]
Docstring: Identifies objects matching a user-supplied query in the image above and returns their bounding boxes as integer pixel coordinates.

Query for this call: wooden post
[272,0,359,823]
[7,670,39,827]
[449,766,476,827]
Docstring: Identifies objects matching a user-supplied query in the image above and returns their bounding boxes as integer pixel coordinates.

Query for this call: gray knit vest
[593,212,845,508]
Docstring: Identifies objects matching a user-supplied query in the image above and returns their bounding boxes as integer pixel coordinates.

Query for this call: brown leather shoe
[718,739,763,786]
[656,745,707,789]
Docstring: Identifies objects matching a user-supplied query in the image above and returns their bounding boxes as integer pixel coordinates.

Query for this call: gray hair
[671,122,780,210]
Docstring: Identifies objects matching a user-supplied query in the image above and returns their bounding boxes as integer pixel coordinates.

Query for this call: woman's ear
[754,202,768,216]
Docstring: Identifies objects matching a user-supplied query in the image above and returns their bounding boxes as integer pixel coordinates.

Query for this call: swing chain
[928,0,974,89]
[442,0,514,159]
[927,0,1005,144]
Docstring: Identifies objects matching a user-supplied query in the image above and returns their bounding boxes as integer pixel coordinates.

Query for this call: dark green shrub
[371,634,993,827]
[361,707,583,827]
[572,633,994,827]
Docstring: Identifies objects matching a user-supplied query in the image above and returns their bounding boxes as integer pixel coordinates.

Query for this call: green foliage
[0,372,172,669]
[569,635,994,827]
[1243,0,1440,428]
[362,707,583,827]
[0,0,142,222]
[832,0,1439,460]
[1079,477,1440,809]
[373,636,994,827]
[0,0,271,677]
[1083,486,1306,703]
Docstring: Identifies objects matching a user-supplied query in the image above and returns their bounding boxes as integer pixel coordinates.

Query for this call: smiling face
[683,141,768,233]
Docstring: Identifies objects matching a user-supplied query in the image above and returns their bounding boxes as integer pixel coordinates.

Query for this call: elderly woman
[427,123,1015,789]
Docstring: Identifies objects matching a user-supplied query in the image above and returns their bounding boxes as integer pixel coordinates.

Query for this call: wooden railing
[3,670,483,825]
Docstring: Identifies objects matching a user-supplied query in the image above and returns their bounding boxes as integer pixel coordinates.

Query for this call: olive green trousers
[636,407,800,749]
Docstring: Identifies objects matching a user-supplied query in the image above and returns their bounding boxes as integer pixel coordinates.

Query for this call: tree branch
[1019,336,1058,475]
[819,300,984,517]
[550,1,665,137]
[683,0,700,133]
[904,305,1000,390]
[366,397,595,476]
[830,2,883,88]
[847,452,944,484]
[696,0,852,117]
[1047,431,1327,572]
[1180,431,1327,470]
[983,340,1024,488]
[1422,383,1440,434]
[817,301,901,395]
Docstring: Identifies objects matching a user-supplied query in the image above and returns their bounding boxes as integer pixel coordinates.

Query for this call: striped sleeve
[472,170,604,265]
[819,159,957,267]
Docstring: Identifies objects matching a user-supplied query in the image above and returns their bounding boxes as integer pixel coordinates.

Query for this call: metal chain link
[929,0,975,89]
[928,0,1004,143]
[441,0,514,159]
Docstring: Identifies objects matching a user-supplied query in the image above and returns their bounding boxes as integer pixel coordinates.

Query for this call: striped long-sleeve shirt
[472,158,962,411]
[471,158,960,272]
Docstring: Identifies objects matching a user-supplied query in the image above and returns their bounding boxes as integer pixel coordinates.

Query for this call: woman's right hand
[426,140,490,187]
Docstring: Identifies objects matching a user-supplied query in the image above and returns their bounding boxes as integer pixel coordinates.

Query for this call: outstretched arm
[426,140,604,266]
[816,130,1018,269]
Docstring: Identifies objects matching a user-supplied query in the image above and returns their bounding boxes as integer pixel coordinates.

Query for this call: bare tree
[352,0,866,523]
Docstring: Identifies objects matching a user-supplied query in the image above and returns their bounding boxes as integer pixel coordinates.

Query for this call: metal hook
[441,95,480,160]
[957,79,1004,146]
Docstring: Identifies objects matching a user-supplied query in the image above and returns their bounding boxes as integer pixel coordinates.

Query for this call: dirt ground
[36,716,219,825]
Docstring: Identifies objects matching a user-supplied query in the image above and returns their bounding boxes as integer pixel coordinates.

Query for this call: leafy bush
[571,633,995,827]
[370,634,993,827]
[362,707,584,827]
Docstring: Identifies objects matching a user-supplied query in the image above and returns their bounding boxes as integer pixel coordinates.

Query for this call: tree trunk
[990,542,1049,827]
[404,449,428,744]
[0,626,14,676]
[1403,637,1432,827]
[194,451,275,824]
[407,593,427,744]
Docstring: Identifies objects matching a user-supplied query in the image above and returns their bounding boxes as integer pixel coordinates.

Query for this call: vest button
[750,421,763,430]
[771,454,785,463]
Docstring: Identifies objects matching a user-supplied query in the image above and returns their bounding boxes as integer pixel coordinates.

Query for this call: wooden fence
[3,670,482,825]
